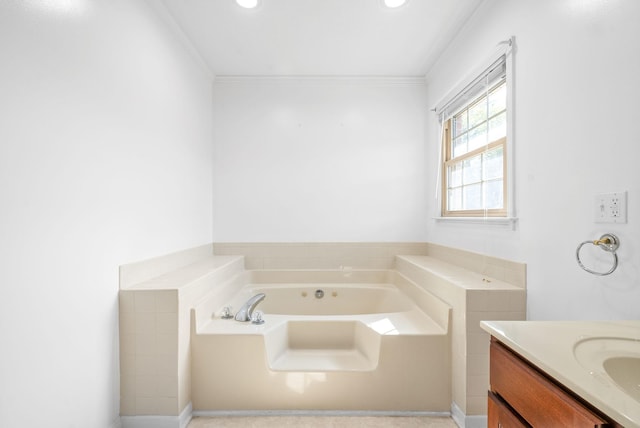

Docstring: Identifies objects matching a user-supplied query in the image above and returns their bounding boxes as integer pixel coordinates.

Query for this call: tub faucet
[235,293,266,322]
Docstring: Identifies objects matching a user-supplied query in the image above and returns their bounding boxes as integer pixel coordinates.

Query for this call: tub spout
[235,293,266,322]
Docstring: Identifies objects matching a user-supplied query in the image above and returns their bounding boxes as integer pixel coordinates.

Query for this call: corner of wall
[451,402,487,428]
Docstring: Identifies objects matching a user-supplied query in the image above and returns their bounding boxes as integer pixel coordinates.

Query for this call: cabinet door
[490,340,609,427]
[488,391,530,428]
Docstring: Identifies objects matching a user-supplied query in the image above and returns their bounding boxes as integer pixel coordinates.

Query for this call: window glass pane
[488,82,506,117]
[453,112,467,134]
[488,112,507,142]
[452,135,467,158]
[462,155,482,184]
[484,146,503,180]
[448,187,462,211]
[484,179,504,209]
[468,122,487,152]
[442,70,508,216]
[449,163,462,187]
[468,96,487,129]
[463,183,482,210]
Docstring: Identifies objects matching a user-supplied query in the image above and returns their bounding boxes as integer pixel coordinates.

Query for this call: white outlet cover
[594,191,627,224]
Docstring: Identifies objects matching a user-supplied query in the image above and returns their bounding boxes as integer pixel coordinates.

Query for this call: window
[443,79,506,216]
[437,50,511,219]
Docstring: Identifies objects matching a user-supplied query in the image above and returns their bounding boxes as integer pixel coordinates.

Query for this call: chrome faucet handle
[220,306,234,319]
[251,310,265,325]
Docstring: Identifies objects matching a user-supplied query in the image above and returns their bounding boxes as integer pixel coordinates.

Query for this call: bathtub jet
[234,292,266,322]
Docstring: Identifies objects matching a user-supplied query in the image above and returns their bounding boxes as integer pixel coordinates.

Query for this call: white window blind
[436,55,507,122]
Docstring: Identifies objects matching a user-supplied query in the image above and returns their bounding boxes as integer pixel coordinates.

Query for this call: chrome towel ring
[576,233,620,276]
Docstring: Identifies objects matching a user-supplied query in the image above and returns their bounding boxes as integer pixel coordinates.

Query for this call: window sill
[433,216,518,228]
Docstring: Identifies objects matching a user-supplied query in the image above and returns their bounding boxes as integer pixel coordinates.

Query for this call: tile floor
[187,415,457,427]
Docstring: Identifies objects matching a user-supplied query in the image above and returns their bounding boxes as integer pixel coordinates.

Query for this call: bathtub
[190,269,451,412]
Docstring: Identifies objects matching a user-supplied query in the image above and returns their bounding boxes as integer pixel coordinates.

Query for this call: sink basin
[573,337,640,402]
[603,357,640,403]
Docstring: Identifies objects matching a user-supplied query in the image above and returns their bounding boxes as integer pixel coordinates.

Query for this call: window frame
[441,79,508,218]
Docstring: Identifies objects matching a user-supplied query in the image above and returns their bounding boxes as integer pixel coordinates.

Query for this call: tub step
[269,348,376,372]
[264,320,382,372]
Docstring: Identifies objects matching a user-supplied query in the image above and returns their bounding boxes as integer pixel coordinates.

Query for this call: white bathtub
[190,269,451,412]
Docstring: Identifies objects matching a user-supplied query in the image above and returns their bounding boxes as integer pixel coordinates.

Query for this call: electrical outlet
[594,191,627,223]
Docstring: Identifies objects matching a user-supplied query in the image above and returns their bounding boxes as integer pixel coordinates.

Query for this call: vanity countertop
[481,320,640,428]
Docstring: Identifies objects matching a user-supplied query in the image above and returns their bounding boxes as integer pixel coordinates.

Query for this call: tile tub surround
[119,253,245,417]
[394,255,526,426]
[118,242,526,427]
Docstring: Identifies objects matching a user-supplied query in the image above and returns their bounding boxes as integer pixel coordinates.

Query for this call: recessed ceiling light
[236,0,260,9]
[384,0,407,8]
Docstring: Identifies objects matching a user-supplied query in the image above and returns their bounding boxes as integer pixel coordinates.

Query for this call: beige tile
[466,290,488,311]
[120,333,136,356]
[156,397,179,415]
[135,375,159,397]
[486,290,521,312]
[156,375,178,397]
[465,311,488,335]
[467,351,489,376]
[466,395,489,416]
[134,291,156,313]
[467,332,490,356]
[120,353,136,375]
[119,395,136,416]
[509,290,527,313]
[135,354,159,376]
[156,290,178,313]
[135,396,158,415]
[135,333,157,355]
[157,312,178,335]
[119,312,136,336]
[156,333,177,355]
[467,374,489,397]
[135,312,156,335]
[157,352,177,376]
[120,371,136,398]
[119,291,135,313]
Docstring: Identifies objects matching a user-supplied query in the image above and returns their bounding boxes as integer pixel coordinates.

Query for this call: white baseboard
[120,404,455,428]
[110,417,123,428]
[192,409,450,417]
[121,403,192,428]
[451,402,487,428]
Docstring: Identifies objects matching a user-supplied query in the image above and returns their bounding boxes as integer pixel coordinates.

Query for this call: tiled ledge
[423,243,526,288]
[397,255,523,291]
[395,253,526,422]
[119,251,246,418]
[123,256,244,291]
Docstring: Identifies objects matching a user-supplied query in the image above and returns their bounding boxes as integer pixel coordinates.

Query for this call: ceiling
[160,0,485,76]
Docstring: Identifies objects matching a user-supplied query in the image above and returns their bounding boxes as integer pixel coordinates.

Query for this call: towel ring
[576,233,620,276]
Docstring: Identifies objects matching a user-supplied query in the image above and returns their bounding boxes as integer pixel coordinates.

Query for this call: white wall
[425,0,640,320]
[212,77,428,242]
[0,1,213,427]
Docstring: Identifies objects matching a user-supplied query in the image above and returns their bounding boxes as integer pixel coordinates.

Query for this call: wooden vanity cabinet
[488,338,621,428]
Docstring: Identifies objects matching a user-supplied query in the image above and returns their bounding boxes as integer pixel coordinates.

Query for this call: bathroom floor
[187,415,457,427]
